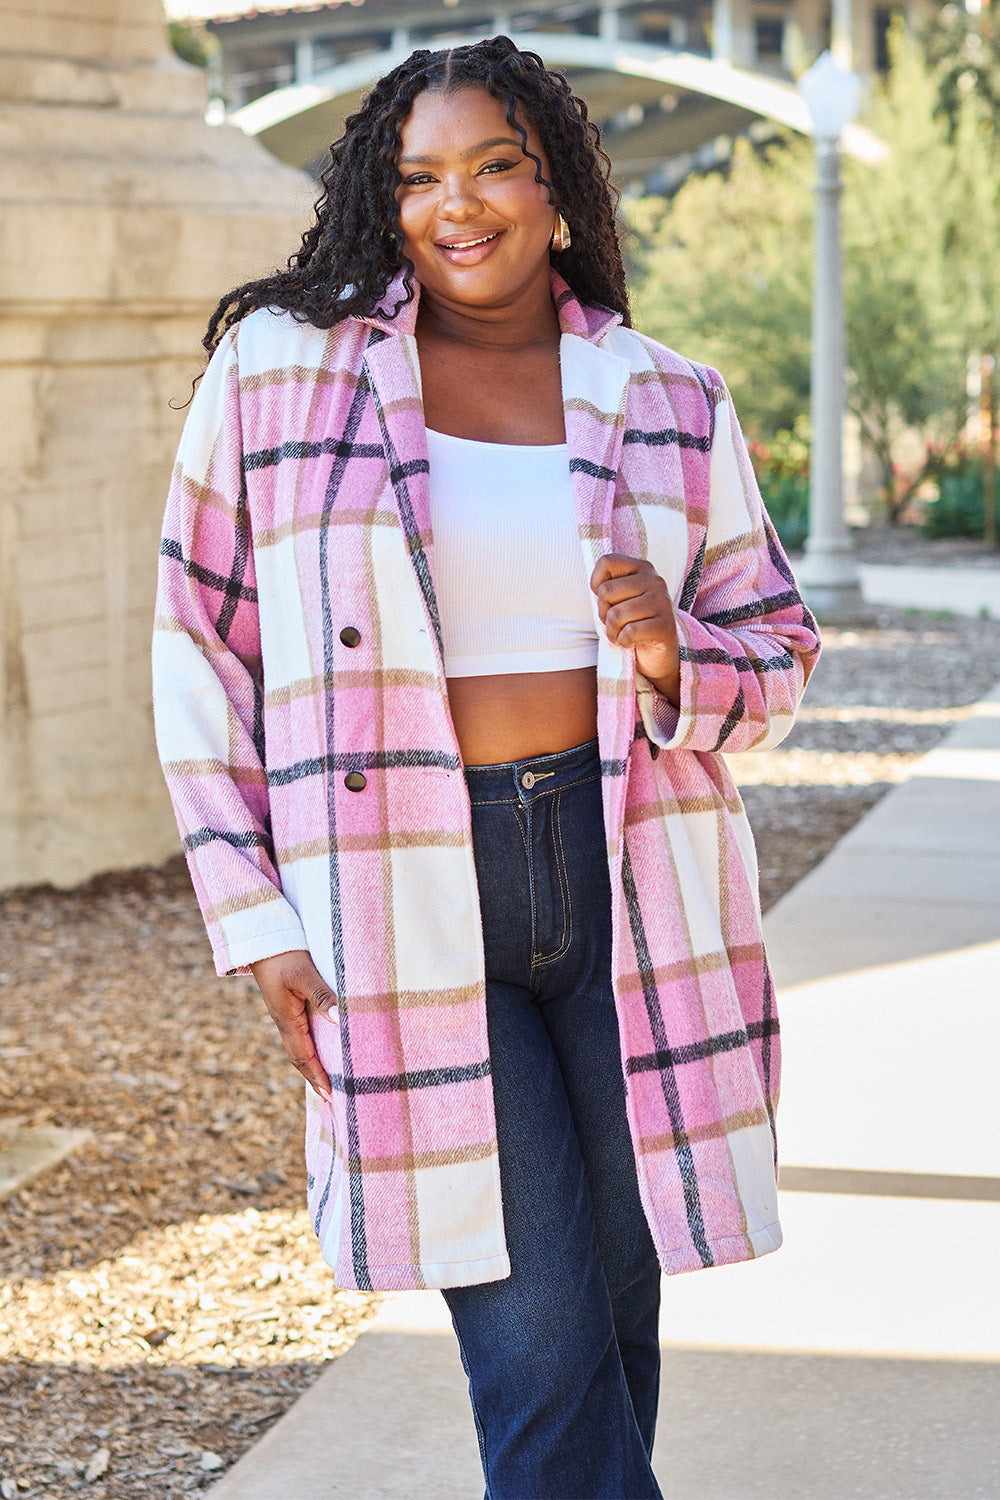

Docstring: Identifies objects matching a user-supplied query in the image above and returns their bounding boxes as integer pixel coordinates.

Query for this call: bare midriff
[446,666,598,767]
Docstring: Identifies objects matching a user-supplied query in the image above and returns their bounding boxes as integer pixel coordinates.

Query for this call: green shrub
[922,464,997,539]
[748,419,812,551]
[757,472,811,551]
[168,19,214,70]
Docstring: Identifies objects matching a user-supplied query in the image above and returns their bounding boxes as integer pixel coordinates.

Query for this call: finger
[602,575,672,630]
[262,954,338,1019]
[278,1017,333,1101]
[263,985,333,1102]
[593,563,660,623]
[590,553,648,592]
[300,972,339,1020]
[615,616,674,651]
[606,610,671,651]
[604,595,662,638]
[596,574,661,621]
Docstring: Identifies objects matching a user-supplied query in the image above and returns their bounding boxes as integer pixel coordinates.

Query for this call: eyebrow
[398,136,525,165]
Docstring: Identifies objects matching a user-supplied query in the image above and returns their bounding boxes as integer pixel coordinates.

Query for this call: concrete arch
[230,32,883,173]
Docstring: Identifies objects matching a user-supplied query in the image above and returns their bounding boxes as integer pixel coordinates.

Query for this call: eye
[401,172,436,186]
[479,159,518,175]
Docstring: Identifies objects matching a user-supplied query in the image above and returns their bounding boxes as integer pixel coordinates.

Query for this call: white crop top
[426,429,599,677]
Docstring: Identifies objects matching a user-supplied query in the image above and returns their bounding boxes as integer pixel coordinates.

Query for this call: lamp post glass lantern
[796,50,865,617]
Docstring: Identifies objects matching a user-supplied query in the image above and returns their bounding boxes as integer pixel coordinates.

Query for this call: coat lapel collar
[559,332,629,571]
[558,323,634,794]
[361,323,444,662]
[550,267,629,579]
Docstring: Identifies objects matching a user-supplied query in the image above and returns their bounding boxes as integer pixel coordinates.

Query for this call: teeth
[447,234,496,249]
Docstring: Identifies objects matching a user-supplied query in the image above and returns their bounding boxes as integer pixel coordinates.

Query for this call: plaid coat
[153,271,820,1291]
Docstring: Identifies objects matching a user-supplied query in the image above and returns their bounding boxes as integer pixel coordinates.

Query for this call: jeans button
[520,771,535,790]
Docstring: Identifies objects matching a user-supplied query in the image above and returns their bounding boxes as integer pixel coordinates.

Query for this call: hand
[591,554,681,706]
[250,950,336,1103]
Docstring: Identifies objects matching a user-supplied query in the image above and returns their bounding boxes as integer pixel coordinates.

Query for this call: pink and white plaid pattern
[152,272,820,1290]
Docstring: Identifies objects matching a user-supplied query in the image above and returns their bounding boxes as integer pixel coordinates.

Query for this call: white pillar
[713,0,734,61]
[712,0,755,66]
[0,0,311,888]
[831,0,853,68]
[599,3,620,45]
[797,137,863,616]
[294,34,314,85]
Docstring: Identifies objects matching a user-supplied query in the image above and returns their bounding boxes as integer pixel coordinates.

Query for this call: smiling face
[395,85,559,315]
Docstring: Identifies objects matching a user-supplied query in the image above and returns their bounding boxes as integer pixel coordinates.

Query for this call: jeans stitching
[532,788,574,968]
[528,771,600,800]
[506,803,531,867]
[507,804,534,960]
[553,791,574,961]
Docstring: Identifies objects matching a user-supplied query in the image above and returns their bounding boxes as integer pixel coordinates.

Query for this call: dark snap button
[339,626,361,648]
[344,771,367,792]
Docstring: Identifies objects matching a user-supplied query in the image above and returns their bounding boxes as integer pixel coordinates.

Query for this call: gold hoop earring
[551,211,572,253]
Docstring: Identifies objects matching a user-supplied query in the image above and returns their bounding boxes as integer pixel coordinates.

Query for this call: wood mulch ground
[854,526,1000,569]
[2,585,1000,1497]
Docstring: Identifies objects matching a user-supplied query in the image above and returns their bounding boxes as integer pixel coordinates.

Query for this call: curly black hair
[203,35,630,353]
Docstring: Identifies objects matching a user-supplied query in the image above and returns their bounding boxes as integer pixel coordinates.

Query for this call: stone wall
[0,0,312,888]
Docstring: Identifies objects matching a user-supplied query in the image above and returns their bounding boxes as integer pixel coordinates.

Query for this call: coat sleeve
[636,372,821,754]
[151,329,308,976]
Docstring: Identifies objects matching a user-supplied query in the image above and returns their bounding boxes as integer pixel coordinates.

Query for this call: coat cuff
[212,905,310,978]
[635,612,696,750]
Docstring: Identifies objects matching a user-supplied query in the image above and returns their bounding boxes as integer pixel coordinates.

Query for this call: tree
[628,28,1000,521]
[921,0,1000,138]
[627,140,813,437]
[840,25,972,514]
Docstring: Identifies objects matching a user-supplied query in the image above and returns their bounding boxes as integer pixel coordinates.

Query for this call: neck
[416,277,560,352]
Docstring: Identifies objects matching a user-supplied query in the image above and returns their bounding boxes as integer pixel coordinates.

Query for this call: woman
[153,37,820,1499]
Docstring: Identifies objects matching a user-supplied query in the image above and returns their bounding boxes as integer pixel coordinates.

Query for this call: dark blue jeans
[444,740,664,1500]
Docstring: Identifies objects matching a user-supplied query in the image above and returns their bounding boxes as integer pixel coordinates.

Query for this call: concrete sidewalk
[211,685,1000,1500]
[859,562,1000,618]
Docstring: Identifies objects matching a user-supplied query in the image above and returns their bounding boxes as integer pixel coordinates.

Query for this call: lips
[434,229,504,266]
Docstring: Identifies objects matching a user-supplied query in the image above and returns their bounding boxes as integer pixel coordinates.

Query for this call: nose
[438,171,484,220]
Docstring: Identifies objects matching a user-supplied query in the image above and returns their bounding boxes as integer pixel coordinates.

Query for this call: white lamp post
[796,51,864,617]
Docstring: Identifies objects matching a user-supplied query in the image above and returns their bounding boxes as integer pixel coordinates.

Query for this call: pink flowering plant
[748,418,811,551]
